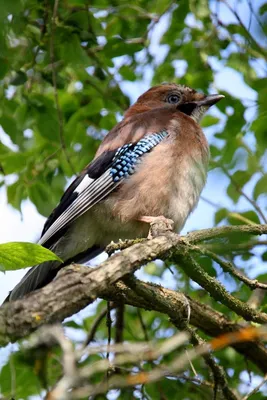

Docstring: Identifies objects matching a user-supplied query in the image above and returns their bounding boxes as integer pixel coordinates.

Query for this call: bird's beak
[176,93,224,123]
[197,94,225,107]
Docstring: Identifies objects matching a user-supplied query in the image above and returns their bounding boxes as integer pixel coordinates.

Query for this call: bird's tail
[5,260,60,302]
[4,246,104,302]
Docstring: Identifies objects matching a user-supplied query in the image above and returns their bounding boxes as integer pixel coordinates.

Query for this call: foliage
[0,0,267,399]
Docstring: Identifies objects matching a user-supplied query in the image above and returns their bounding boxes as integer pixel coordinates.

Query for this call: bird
[6,83,224,301]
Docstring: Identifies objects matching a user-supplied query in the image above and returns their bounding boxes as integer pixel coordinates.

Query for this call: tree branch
[1,224,267,374]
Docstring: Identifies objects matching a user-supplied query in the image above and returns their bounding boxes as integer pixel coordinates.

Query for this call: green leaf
[7,180,26,211]
[201,115,220,127]
[59,34,90,66]
[227,211,260,226]
[214,208,228,225]
[0,354,42,398]
[227,170,251,203]
[104,37,143,58]
[0,115,18,141]
[0,57,8,79]
[144,261,163,277]
[35,108,60,142]
[195,255,217,277]
[30,95,60,142]
[253,175,267,200]
[190,0,210,18]
[119,65,136,81]
[251,112,267,149]
[0,152,29,174]
[0,0,22,21]
[259,3,267,15]
[64,320,82,329]
[28,182,58,217]
[0,242,62,271]
[10,70,27,85]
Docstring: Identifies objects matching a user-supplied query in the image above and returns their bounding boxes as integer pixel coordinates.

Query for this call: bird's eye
[167,94,181,104]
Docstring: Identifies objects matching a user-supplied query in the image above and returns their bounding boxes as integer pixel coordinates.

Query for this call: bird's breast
[168,154,208,231]
[108,138,209,233]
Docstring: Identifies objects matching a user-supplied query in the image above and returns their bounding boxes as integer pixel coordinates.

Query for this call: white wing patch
[74,175,94,194]
[38,170,117,246]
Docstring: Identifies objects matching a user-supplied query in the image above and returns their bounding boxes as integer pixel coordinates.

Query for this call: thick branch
[0,234,178,345]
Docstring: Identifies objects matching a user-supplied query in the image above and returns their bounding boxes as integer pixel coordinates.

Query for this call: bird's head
[125,83,224,123]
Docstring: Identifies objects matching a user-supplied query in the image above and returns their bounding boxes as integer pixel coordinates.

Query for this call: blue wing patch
[110,131,168,182]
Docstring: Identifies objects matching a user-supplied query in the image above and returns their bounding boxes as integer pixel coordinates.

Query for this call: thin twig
[106,301,112,361]
[211,11,266,61]
[33,325,77,400]
[242,374,267,400]
[247,0,266,40]
[192,245,267,291]
[113,304,125,375]
[26,324,267,399]
[137,309,149,341]
[173,373,214,389]
[186,223,267,243]
[72,324,266,398]
[115,304,124,344]
[202,239,267,253]
[78,334,187,360]
[248,288,266,310]
[10,352,16,399]
[220,0,266,57]
[84,306,109,346]
[220,165,267,224]
[175,249,267,324]
[50,0,76,175]
[186,325,239,400]
[200,195,222,209]
[106,238,145,256]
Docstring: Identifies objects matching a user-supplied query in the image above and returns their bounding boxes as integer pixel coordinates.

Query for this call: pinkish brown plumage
[7,83,224,302]
[109,109,209,228]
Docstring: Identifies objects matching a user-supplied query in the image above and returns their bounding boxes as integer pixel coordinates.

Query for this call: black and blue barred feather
[110,131,168,182]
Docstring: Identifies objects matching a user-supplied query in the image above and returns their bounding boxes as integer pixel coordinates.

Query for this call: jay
[7,83,224,301]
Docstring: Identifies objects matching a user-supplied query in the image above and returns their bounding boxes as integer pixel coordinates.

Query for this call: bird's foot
[138,215,174,239]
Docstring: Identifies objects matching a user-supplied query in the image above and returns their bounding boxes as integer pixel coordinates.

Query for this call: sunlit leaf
[0,242,62,271]
[253,175,267,200]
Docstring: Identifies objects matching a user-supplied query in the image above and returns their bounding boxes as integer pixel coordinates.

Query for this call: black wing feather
[41,150,117,238]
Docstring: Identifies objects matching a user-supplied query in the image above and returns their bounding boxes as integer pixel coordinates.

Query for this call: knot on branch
[148,216,175,239]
